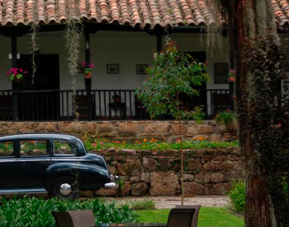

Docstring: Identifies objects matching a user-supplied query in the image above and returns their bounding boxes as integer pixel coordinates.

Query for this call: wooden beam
[157,34,162,52]
[11,36,19,121]
[84,32,92,121]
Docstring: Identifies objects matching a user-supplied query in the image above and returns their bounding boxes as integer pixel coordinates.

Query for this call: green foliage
[136,41,209,121]
[228,181,246,213]
[85,138,239,151]
[0,197,137,227]
[125,199,155,210]
[215,110,236,125]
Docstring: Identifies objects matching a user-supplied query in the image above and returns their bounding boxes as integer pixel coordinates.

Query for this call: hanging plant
[79,62,94,79]
[6,68,27,82]
[228,69,235,82]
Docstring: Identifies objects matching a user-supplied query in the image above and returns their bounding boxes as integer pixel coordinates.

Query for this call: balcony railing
[0,89,233,121]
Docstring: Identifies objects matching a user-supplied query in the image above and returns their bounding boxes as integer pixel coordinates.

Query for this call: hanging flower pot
[229,76,235,82]
[6,68,27,82]
[85,72,92,79]
[228,69,235,82]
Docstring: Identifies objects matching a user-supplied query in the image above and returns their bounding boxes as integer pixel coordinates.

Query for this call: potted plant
[112,94,121,103]
[80,62,94,79]
[228,69,235,82]
[6,68,27,82]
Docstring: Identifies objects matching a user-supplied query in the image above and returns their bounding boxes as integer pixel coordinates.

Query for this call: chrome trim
[104,182,117,189]
[0,188,47,194]
[59,183,72,196]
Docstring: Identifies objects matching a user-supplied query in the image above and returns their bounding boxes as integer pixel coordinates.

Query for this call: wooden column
[11,36,19,121]
[157,34,162,52]
[85,32,92,121]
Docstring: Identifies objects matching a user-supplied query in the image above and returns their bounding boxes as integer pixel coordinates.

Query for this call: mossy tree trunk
[232,0,289,226]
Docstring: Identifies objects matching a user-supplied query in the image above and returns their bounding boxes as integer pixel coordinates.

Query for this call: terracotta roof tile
[1,0,289,28]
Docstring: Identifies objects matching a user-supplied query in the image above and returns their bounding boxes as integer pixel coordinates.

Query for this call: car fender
[44,162,110,192]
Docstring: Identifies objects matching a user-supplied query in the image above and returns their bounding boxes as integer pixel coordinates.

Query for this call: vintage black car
[0,133,118,199]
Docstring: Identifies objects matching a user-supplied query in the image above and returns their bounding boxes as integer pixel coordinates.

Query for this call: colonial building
[0,0,288,122]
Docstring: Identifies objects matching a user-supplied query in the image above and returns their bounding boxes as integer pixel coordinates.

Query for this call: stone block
[188,159,202,171]
[130,176,140,183]
[172,124,187,135]
[94,188,118,196]
[218,161,234,171]
[150,172,180,196]
[211,182,232,195]
[159,157,170,170]
[187,126,198,135]
[194,173,203,183]
[211,173,224,183]
[184,182,205,196]
[184,174,194,182]
[143,157,157,171]
[120,181,131,197]
[118,122,137,137]
[224,172,238,182]
[204,173,211,183]
[203,162,216,171]
[198,125,214,134]
[211,134,222,142]
[131,182,148,196]
[140,173,150,183]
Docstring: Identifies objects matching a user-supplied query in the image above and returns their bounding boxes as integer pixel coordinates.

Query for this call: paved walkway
[105,195,230,209]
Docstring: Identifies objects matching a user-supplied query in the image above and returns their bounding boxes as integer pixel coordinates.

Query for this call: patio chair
[166,208,196,227]
[52,210,95,227]
[175,205,201,227]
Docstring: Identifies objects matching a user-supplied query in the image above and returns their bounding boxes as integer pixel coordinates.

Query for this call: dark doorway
[181,52,207,115]
[17,54,60,121]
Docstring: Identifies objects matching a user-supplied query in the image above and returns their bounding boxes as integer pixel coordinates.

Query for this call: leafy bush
[125,199,155,210]
[0,197,137,227]
[228,181,245,213]
[215,110,236,125]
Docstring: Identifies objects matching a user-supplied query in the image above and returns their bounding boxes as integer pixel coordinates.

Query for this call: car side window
[20,140,48,156]
[53,140,76,156]
[0,141,14,157]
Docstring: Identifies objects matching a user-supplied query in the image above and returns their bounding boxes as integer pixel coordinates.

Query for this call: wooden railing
[0,89,233,121]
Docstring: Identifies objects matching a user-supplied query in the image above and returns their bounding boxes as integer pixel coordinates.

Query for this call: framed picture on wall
[107,64,119,74]
[136,64,149,75]
[214,63,229,84]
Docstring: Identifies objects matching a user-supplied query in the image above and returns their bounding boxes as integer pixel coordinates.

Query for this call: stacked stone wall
[0,120,237,142]
[90,148,244,197]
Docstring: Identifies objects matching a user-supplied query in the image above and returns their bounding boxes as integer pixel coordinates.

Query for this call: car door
[0,140,19,190]
[17,139,51,189]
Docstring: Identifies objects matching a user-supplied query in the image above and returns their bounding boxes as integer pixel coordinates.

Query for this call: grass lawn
[136,207,244,227]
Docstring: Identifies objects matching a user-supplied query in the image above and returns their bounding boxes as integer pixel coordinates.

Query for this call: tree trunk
[234,0,277,226]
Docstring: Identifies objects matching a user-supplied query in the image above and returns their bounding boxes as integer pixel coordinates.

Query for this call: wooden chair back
[175,205,201,227]
[52,210,95,227]
[167,208,196,227]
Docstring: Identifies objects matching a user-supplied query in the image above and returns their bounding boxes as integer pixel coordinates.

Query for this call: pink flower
[24,71,28,74]
[92,143,96,147]
[81,62,86,67]
[229,70,235,74]
[89,63,94,69]
[100,141,103,145]
[19,69,23,73]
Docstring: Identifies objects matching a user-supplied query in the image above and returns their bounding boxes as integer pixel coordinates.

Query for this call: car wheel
[51,176,79,200]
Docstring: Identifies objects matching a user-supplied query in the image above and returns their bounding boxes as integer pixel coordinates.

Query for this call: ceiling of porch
[0,0,289,28]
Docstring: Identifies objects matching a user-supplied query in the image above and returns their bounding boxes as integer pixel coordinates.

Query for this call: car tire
[51,176,79,200]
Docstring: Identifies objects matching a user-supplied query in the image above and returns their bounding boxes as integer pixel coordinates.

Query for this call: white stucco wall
[0,31,229,90]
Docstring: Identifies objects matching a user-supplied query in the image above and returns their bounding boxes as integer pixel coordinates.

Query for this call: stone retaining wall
[86,147,244,197]
[0,120,237,142]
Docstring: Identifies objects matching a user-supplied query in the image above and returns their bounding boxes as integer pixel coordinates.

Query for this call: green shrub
[215,110,236,125]
[125,199,155,210]
[228,181,245,213]
[0,197,137,227]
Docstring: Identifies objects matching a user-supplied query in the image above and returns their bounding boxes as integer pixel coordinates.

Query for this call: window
[20,140,48,156]
[54,140,76,156]
[0,141,14,157]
